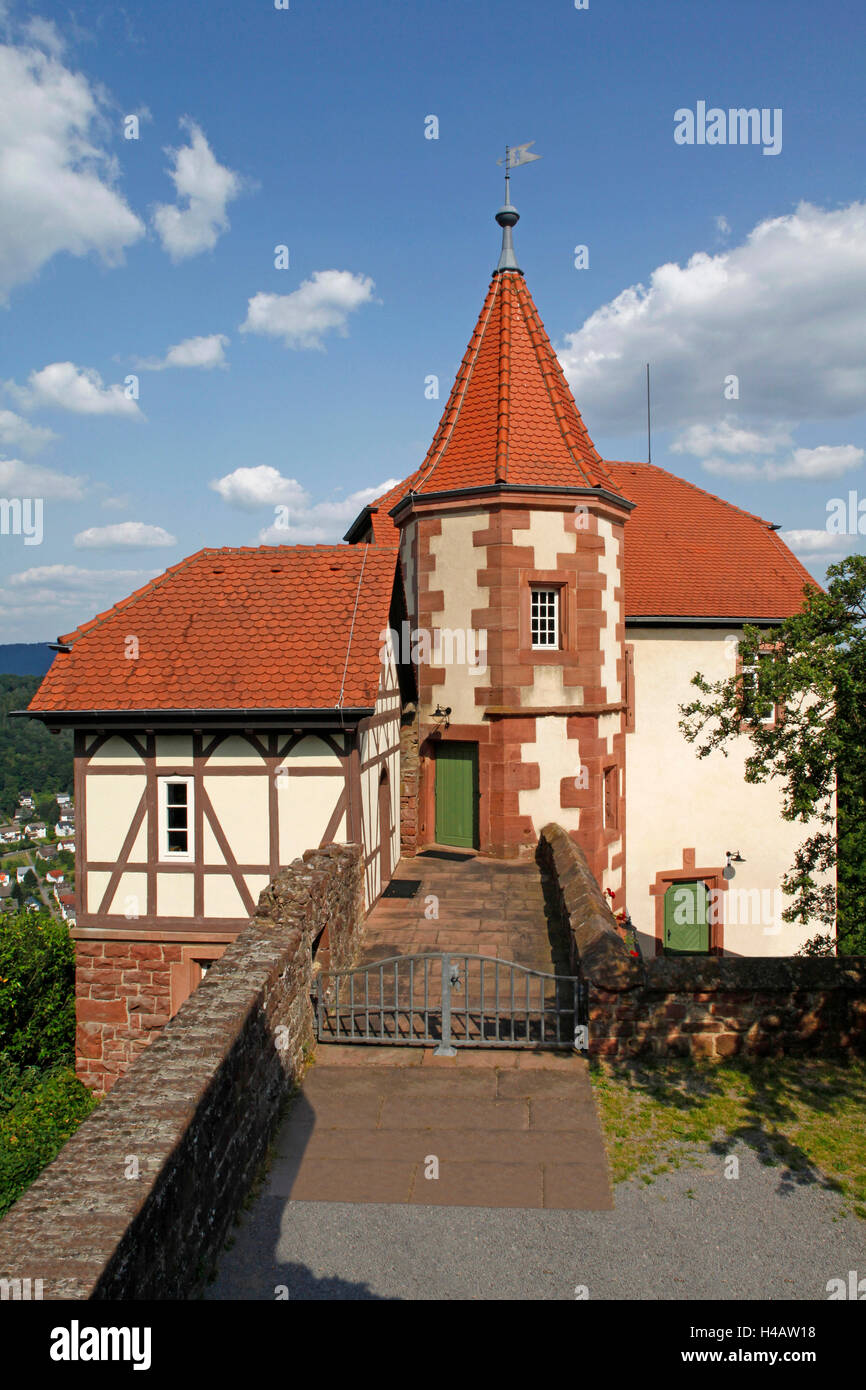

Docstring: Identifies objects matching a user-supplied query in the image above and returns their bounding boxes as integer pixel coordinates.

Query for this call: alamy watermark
[379,623,487,676]
[827,490,866,535]
[0,497,43,545]
[675,103,782,156]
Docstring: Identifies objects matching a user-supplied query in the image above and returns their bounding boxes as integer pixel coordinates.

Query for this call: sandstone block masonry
[0,844,364,1300]
[538,822,866,1059]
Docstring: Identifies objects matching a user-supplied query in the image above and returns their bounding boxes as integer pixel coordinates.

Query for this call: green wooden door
[435,743,478,849]
[664,880,710,954]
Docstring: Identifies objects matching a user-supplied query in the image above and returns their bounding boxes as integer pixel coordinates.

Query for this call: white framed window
[158,776,194,860]
[530,587,559,649]
[741,663,775,725]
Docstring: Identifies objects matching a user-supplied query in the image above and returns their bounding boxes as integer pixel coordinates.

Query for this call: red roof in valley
[606,461,817,619]
[29,546,398,713]
[405,272,619,497]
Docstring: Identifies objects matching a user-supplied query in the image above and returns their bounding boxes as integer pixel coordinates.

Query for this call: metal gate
[314,952,587,1054]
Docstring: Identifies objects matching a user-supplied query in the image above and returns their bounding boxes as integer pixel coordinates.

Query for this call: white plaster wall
[85,775,146,861]
[107,871,148,918]
[87,870,110,913]
[277,778,343,865]
[155,734,193,766]
[279,735,342,769]
[428,510,488,724]
[625,628,832,956]
[156,873,194,917]
[205,776,269,864]
[87,735,141,763]
[206,735,263,765]
[518,716,581,836]
[597,517,622,704]
[203,875,248,919]
[511,508,575,571]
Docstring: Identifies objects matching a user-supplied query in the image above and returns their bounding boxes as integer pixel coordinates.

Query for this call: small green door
[664,880,710,954]
[435,742,478,849]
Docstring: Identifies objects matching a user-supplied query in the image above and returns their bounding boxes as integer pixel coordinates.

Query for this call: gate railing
[315,952,588,1054]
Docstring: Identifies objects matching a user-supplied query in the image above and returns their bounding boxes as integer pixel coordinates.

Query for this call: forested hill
[0,644,54,677]
[0,675,72,818]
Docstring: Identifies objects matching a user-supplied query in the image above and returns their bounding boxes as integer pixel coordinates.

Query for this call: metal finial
[494,142,541,274]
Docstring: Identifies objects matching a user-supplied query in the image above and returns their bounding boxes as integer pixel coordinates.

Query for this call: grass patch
[590,1055,866,1218]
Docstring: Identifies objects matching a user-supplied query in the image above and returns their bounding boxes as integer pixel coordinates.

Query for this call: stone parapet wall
[0,844,364,1300]
[537,823,866,1059]
[591,957,866,1059]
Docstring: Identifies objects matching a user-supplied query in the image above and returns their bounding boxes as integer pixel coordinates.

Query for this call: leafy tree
[0,1061,95,1218]
[0,676,72,819]
[679,554,866,956]
[0,911,76,1068]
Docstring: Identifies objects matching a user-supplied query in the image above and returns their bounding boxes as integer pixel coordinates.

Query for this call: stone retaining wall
[538,824,866,1059]
[0,843,364,1300]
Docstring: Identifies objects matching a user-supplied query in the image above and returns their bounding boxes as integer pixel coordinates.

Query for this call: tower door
[434,742,478,850]
[664,880,710,954]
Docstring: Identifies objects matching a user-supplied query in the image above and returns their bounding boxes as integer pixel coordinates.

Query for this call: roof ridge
[58,548,212,646]
[495,272,513,483]
[515,278,600,487]
[609,459,776,528]
[415,275,502,491]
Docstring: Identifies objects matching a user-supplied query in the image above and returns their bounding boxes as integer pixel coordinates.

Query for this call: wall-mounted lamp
[432,704,451,727]
[723,850,746,880]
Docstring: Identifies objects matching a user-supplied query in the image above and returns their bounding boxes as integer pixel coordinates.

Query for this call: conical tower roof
[409,230,620,496]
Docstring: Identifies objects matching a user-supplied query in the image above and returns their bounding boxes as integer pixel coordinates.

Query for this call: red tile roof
[404,271,620,497]
[360,461,816,620]
[30,546,399,713]
[605,461,816,618]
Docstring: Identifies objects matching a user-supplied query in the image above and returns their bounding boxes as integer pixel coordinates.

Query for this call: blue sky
[0,0,864,641]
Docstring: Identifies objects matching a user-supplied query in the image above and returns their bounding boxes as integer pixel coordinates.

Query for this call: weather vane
[494,143,541,272]
[496,142,542,202]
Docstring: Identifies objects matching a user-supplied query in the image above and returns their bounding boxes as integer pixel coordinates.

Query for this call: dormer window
[530,587,560,649]
[158,776,194,860]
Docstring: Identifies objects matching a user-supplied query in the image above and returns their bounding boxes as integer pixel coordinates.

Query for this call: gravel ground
[205,1139,865,1301]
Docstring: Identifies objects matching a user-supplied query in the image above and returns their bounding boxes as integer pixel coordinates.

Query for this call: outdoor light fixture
[723,850,746,880]
[432,704,452,730]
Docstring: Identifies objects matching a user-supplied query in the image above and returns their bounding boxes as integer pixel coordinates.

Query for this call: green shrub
[0,1062,96,1218]
[0,911,76,1068]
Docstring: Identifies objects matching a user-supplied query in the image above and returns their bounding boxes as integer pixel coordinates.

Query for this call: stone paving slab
[263,1054,612,1211]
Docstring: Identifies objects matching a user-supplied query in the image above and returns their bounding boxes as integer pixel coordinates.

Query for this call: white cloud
[672,420,792,459]
[211,466,401,543]
[210,465,308,510]
[699,442,863,481]
[257,479,401,544]
[240,270,375,349]
[715,215,731,238]
[0,409,56,454]
[779,529,854,555]
[0,457,85,499]
[74,522,177,549]
[0,563,161,641]
[559,201,866,433]
[0,38,144,299]
[152,120,242,261]
[100,494,129,511]
[9,362,142,417]
[138,333,229,371]
[21,18,65,58]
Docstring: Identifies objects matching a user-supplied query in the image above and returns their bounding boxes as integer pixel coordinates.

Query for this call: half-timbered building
[26,195,830,1088]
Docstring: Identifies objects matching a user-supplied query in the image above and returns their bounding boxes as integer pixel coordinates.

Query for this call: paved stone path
[264,1046,612,1210]
[359,850,569,976]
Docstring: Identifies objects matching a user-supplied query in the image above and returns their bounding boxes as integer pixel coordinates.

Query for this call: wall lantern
[723,850,745,880]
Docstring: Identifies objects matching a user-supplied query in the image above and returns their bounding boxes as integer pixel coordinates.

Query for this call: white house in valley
[25,198,829,1086]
